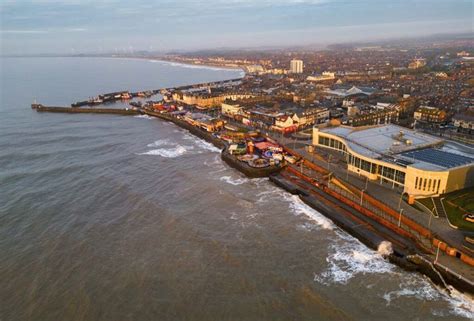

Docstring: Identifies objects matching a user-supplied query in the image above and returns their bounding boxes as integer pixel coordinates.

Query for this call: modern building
[289,59,304,74]
[312,124,474,202]
[325,85,377,98]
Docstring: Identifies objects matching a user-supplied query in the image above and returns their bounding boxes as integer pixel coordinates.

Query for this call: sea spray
[377,241,393,257]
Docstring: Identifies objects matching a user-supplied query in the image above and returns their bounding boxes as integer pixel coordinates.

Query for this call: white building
[289,59,303,74]
[306,72,335,82]
[312,124,474,201]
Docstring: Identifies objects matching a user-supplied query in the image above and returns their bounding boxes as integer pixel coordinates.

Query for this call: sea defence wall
[269,173,474,294]
[32,104,140,115]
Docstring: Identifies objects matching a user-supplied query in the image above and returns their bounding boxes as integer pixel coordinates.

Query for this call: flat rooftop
[319,125,474,170]
[400,148,474,169]
[322,124,443,155]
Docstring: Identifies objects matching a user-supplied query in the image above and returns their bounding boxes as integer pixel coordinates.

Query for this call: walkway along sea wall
[32,104,141,115]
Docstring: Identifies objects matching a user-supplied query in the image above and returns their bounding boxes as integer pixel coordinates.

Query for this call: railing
[285,163,435,253]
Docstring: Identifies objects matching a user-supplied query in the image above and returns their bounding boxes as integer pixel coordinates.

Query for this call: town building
[312,124,474,202]
[408,58,426,69]
[325,85,377,98]
[289,59,304,74]
[183,112,225,132]
[306,72,335,82]
[414,106,446,124]
[172,92,253,108]
[452,111,474,134]
[348,109,399,127]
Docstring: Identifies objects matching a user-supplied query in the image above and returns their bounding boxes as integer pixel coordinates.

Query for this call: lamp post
[365,176,369,190]
[435,241,442,264]
[398,208,404,227]
[360,189,365,206]
[398,193,404,210]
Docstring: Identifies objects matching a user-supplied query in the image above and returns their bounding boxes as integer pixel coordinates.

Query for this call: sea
[0,57,472,321]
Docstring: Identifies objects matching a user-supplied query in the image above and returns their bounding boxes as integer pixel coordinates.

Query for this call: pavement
[272,134,474,282]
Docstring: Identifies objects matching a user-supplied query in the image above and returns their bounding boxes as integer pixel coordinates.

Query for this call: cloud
[1,27,88,34]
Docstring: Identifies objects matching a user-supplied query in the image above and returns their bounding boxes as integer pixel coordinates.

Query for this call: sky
[0,0,472,55]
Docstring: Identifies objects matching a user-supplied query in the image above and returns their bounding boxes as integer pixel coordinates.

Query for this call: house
[453,111,474,134]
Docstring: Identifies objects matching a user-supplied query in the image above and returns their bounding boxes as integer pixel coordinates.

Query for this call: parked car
[463,213,474,223]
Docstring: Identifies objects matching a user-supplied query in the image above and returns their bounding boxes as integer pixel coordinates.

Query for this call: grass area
[415,197,435,212]
[442,187,474,231]
[415,187,474,231]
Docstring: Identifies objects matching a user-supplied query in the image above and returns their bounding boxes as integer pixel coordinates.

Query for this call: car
[463,213,474,223]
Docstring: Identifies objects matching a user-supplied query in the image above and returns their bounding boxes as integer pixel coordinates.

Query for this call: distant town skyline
[1,0,472,55]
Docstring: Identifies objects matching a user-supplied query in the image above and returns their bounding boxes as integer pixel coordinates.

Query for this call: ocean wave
[134,114,155,120]
[220,175,249,186]
[314,231,394,285]
[146,139,171,147]
[138,145,193,158]
[182,133,221,152]
[383,276,474,319]
[284,194,335,230]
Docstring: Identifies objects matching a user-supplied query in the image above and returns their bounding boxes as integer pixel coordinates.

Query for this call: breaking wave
[220,175,249,186]
[138,145,193,158]
[146,139,171,147]
[383,275,474,319]
[182,133,221,152]
[284,194,335,230]
[134,114,155,119]
[314,230,394,285]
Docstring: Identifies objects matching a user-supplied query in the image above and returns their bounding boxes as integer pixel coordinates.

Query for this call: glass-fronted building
[313,125,474,201]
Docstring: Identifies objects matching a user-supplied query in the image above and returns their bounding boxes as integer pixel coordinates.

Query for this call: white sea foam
[194,139,221,152]
[220,175,249,186]
[146,139,171,147]
[134,114,155,119]
[138,145,192,158]
[383,275,474,319]
[182,133,221,153]
[377,241,393,257]
[284,194,335,230]
[314,231,394,285]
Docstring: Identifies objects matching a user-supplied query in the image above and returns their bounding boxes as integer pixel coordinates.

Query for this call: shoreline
[139,110,474,296]
[32,103,474,296]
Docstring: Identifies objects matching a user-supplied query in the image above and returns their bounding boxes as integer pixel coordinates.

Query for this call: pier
[32,104,141,115]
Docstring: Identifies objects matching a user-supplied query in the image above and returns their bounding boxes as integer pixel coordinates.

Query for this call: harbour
[2,56,473,321]
[31,77,474,296]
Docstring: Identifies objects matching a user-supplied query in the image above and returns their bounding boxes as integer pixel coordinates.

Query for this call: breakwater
[32,104,140,115]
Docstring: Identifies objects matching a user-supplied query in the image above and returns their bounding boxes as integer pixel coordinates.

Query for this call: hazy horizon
[1,0,472,55]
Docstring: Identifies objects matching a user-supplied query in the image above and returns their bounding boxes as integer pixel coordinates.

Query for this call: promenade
[273,134,474,284]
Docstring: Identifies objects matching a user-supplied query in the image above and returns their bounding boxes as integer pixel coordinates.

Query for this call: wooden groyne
[32,104,141,115]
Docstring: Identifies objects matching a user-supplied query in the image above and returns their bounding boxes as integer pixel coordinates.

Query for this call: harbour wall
[33,105,140,115]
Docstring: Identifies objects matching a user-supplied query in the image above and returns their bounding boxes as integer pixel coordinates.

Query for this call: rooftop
[318,124,474,170]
